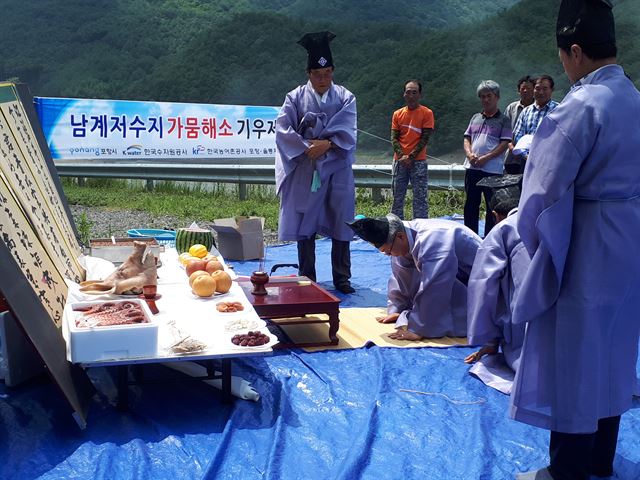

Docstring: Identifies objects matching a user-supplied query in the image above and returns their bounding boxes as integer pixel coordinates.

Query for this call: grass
[61,178,470,231]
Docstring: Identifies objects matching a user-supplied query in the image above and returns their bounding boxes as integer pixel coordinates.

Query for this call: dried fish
[171,337,207,354]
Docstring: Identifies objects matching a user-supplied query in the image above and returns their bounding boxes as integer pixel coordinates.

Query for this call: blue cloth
[512,65,640,434]
[2,237,640,479]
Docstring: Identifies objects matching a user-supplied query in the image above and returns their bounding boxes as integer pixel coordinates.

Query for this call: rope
[399,388,486,406]
[357,127,465,206]
[356,128,460,166]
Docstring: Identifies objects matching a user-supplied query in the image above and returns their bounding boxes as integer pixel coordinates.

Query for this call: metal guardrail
[54,159,466,192]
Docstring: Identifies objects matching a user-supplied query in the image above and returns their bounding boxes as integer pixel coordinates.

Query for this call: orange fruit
[211,270,232,294]
[189,270,210,287]
[192,275,217,297]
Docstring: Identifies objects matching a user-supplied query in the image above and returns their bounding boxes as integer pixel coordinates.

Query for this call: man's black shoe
[335,284,355,294]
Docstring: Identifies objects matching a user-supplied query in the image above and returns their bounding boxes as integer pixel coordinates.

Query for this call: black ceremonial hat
[477,175,522,215]
[489,186,521,214]
[298,31,335,70]
[346,217,389,248]
[556,0,615,50]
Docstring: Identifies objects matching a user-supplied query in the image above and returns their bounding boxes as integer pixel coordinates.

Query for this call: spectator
[504,76,535,174]
[390,80,435,219]
[463,80,512,236]
[509,75,559,172]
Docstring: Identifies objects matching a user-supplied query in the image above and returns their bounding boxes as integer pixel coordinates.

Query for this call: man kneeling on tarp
[464,175,531,380]
[348,213,481,341]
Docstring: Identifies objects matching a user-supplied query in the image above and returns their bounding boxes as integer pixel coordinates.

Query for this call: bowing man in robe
[348,214,481,341]
[275,31,357,294]
[464,175,530,384]
[512,2,640,479]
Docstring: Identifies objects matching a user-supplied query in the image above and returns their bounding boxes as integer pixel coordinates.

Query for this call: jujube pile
[231,331,270,347]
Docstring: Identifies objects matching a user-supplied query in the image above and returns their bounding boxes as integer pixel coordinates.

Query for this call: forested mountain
[2,0,639,155]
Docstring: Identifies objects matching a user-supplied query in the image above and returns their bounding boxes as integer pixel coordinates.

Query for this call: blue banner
[34,97,279,160]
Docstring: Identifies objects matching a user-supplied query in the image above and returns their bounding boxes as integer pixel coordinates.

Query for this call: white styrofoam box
[65,298,158,363]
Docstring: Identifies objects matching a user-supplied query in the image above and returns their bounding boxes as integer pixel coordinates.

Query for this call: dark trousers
[463,169,499,236]
[297,236,351,287]
[548,415,621,480]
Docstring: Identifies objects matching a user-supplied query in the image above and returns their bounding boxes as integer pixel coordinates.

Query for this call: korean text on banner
[33,97,280,160]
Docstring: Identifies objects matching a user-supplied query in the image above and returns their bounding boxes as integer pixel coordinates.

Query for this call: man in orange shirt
[390,80,435,219]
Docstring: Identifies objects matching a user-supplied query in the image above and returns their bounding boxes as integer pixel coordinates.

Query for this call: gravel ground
[69,205,282,246]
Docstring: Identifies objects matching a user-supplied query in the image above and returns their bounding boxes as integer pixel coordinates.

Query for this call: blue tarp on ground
[2,239,639,480]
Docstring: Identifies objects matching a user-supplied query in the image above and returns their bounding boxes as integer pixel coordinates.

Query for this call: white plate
[190,291,231,301]
[226,331,279,350]
[222,317,266,333]
[214,299,251,315]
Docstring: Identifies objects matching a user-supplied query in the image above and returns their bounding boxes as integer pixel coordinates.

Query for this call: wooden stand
[239,279,341,348]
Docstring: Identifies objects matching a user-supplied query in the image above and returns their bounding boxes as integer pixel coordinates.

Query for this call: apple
[185,259,207,277]
[205,260,224,274]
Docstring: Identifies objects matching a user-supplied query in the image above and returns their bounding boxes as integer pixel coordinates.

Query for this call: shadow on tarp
[2,237,640,479]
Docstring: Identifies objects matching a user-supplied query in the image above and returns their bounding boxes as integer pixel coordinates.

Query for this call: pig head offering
[80,241,157,295]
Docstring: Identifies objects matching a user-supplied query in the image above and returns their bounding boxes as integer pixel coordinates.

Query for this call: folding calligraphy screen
[0,83,94,427]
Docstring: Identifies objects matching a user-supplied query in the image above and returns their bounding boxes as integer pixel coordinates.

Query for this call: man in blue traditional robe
[512,2,640,479]
[275,31,357,294]
[464,176,530,391]
[348,214,481,341]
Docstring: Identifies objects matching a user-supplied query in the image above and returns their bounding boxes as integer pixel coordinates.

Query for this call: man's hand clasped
[398,154,413,168]
[467,152,484,167]
[305,139,332,160]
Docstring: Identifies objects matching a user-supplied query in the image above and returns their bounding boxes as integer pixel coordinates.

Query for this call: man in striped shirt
[463,80,512,236]
[509,75,559,172]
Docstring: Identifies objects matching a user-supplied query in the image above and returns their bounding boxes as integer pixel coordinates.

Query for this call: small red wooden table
[238,278,341,348]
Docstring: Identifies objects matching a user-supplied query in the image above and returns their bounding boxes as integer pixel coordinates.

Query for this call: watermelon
[175,228,215,254]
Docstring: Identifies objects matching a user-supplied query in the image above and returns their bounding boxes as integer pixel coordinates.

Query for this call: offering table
[66,250,274,410]
[238,278,341,348]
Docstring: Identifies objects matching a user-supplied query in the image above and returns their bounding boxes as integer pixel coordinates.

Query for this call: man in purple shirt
[463,80,512,236]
